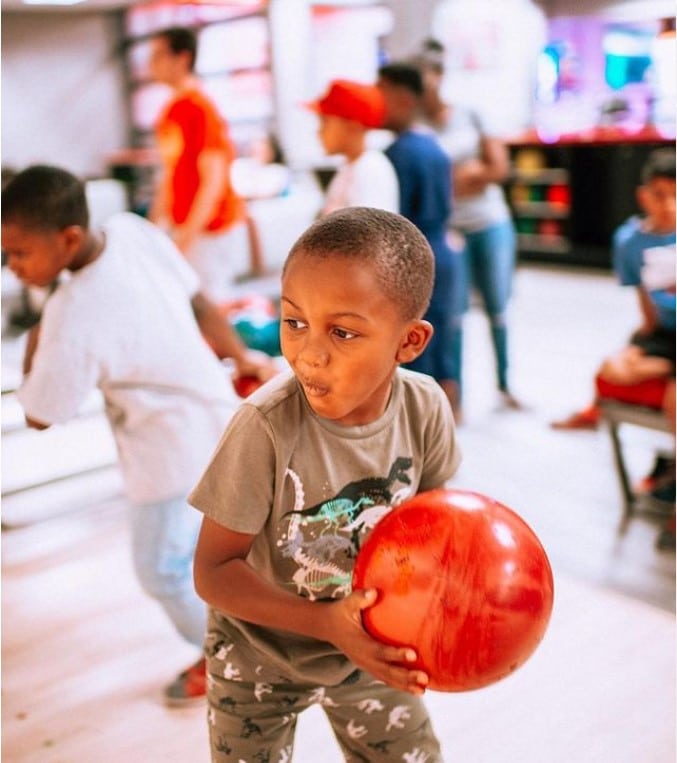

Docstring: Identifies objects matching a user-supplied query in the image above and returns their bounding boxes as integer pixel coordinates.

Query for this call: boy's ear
[396,319,434,364]
[60,225,85,254]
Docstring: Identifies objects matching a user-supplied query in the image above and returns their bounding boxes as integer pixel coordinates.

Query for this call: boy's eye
[283,317,307,330]
[333,327,358,340]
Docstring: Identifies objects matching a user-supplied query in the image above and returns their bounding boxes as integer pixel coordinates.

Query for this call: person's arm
[193,516,429,695]
[21,324,50,429]
[148,168,171,229]
[191,292,278,380]
[244,212,266,277]
[636,286,659,334]
[453,135,511,198]
[172,150,228,254]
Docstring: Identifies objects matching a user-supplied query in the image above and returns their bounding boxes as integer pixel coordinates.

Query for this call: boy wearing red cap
[307,80,399,216]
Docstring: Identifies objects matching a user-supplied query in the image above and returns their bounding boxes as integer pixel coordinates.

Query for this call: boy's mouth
[301,377,328,397]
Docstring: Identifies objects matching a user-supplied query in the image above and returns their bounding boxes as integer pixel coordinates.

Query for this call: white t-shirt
[18,212,238,505]
[432,106,511,232]
[322,149,399,216]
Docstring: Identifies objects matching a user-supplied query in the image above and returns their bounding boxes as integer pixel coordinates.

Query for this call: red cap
[305,80,386,129]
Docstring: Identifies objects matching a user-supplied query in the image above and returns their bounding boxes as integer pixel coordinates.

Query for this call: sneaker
[163,657,207,708]
[656,516,676,552]
[650,477,676,503]
[550,405,600,430]
[634,455,676,495]
[499,390,524,410]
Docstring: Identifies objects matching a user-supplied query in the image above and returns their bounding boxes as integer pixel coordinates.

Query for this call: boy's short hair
[284,207,434,320]
[156,26,198,71]
[641,148,676,185]
[1,165,89,231]
[377,63,425,97]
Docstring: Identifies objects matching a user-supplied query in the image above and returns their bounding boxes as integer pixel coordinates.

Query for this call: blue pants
[455,219,516,394]
[129,495,206,647]
[408,244,465,386]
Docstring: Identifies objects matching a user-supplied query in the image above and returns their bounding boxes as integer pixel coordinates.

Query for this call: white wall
[430,0,548,137]
[382,0,438,59]
[1,11,128,177]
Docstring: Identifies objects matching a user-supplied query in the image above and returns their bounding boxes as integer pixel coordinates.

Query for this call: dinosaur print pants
[205,639,443,763]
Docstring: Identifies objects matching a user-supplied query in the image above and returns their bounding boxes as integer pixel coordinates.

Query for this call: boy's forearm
[192,293,279,381]
[191,293,247,362]
[22,324,41,375]
[195,558,335,643]
[21,325,50,429]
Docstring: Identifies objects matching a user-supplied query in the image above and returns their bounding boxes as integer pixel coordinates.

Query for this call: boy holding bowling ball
[191,206,461,762]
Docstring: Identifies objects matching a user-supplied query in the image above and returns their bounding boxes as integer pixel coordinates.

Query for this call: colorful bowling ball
[228,295,281,356]
[352,488,554,692]
[232,315,280,356]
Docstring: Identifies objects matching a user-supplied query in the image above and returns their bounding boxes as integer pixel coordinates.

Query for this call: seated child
[552,147,676,434]
[190,207,461,762]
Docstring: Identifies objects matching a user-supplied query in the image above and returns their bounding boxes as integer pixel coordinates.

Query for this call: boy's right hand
[322,588,429,695]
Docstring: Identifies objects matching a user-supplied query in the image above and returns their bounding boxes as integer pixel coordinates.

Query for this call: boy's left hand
[321,588,430,695]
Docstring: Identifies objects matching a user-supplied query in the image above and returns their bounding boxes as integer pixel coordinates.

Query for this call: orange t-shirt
[155,89,245,233]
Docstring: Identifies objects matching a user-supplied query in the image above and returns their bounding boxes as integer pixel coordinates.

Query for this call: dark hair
[156,26,198,71]
[415,38,446,75]
[378,63,424,97]
[1,165,89,231]
[284,207,434,320]
[641,148,676,185]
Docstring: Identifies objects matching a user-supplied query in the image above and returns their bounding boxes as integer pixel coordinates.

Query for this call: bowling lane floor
[2,262,675,763]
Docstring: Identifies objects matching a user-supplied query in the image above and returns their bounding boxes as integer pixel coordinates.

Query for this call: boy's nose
[298,336,329,368]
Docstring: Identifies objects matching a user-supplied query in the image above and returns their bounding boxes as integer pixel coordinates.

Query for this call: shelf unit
[507,162,572,258]
[506,140,674,268]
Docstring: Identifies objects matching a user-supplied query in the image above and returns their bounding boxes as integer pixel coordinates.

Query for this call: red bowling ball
[352,488,554,692]
[232,374,264,398]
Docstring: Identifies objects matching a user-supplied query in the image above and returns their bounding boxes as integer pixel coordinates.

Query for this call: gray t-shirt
[189,367,461,685]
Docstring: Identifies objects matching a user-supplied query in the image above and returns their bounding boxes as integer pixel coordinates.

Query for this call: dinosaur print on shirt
[277,457,414,601]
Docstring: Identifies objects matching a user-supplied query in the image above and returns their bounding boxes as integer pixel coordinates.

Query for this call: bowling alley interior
[1,0,675,761]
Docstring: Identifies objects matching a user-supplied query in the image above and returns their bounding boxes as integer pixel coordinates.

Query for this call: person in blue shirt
[377,62,464,419]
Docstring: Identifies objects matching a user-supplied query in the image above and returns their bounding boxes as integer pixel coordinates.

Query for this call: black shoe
[656,520,676,552]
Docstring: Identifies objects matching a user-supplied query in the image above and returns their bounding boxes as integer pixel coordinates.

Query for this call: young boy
[1,165,277,706]
[376,62,464,417]
[190,207,461,762]
[306,79,399,215]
